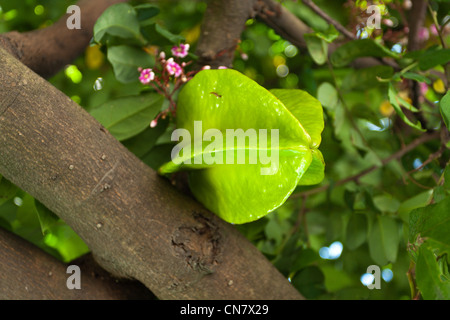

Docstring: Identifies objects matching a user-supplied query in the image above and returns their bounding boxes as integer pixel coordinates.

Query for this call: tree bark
[256,0,311,49]
[0,228,154,300]
[0,46,303,300]
[0,0,127,78]
[195,0,258,68]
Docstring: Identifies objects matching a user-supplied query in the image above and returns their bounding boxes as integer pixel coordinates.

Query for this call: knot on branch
[171,212,221,275]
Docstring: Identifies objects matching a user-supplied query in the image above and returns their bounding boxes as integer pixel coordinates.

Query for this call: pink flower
[419,82,428,95]
[202,65,211,70]
[166,58,183,77]
[139,68,155,84]
[171,43,190,58]
[218,66,228,69]
[150,119,158,128]
[430,25,438,36]
[418,27,429,41]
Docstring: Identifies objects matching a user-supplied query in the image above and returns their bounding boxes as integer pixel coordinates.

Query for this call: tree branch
[301,0,356,40]
[291,131,441,198]
[256,0,311,48]
[0,228,154,300]
[255,0,399,70]
[0,0,126,78]
[407,0,428,52]
[195,0,257,68]
[406,0,430,130]
[0,46,303,300]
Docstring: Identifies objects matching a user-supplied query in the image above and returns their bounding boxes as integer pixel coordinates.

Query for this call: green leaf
[368,215,399,265]
[142,143,175,171]
[141,23,185,46]
[297,149,325,185]
[134,4,160,22]
[35,200,90,262]
[90,93,164,141]
[0,175,18,207]
[159,70,323,224]
[341,66,394,91]
[291,266,326,299]
[373,194,401,214]
[409,196,450,256]
[444,164,450,192]
[35,200,59,235]
[418,48,450,71]
[314,25,339,43]
[304,34,328,65]
[122,118,169,158]
[388,83,426,132]
[317,82,338,110]
[331,39,400,67]
[416,245,450,300]
[93,3,141,44]
[14,194,41,239]
[43,224,90,263]
[107,45,155,83]
[440,91,450,130]
[270,89,325,148]
[401,72,431,84]
[346,212,368,250]
[398,190,434,222]
[321,265,356,292]
[291,248,320,272]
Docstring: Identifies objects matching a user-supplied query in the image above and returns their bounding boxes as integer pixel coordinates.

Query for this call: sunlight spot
[361,273,375,286]
[391,43,402,54]
[276,65,289,78]
[65,65,82,84]
[382,269,394,282]
[93,77,103,91]
[13,197,23,207]
[413,158,423,170]
[285,45,298,58]
[34,5,44,15]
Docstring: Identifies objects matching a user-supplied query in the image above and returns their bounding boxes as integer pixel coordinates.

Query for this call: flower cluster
[138,43,230,128]
[138,43,195,126]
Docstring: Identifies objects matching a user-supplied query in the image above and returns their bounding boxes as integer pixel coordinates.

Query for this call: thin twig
[427,0,450,86]
[290,131,441,199]
[302,0,356,40]
[407,143,445,174]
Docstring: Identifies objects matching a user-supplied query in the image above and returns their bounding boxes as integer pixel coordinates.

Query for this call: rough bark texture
[0,47,303,300]
[0,228,155,300]
[256,0,311,49]
[195,0,257,68]
[0,0,126,78]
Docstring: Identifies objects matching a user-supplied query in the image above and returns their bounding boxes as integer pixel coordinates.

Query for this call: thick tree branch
[407,0,428,52]
[195,0,258,68]
[0,46,303,300]
[0,228,154,300]
[0,0,126,78]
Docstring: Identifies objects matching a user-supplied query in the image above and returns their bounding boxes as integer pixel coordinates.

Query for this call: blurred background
[0,0,449,299]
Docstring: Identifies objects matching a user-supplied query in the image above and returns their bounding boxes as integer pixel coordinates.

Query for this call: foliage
[159,69,324,224]
[0,0,449,299]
